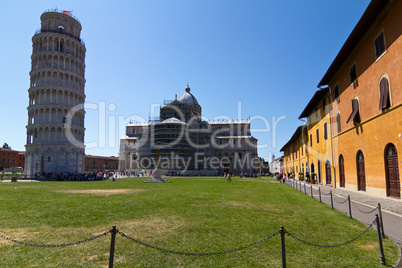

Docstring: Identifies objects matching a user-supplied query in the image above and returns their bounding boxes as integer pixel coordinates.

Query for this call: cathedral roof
[177,85,199,106]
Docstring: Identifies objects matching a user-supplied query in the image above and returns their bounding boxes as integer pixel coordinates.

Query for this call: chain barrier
[285,219,376,248]
[0,216,386,267]
[333,196,348,204]
[286,181,380,214]
[320,191,331,196]
[0,231,110,247]
[118,230,280,256]
[352,202,379,214]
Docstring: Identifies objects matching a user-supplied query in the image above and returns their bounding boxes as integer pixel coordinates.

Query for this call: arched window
[379,76,391,110]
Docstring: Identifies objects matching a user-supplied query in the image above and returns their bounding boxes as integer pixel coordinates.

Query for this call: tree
[258,157,269,174]
[2,143,11,149]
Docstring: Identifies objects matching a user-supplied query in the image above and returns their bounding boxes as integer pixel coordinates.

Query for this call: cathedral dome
[177,85,199,106]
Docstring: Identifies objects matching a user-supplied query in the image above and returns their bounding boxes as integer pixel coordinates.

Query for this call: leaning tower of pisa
[25,10,86,177]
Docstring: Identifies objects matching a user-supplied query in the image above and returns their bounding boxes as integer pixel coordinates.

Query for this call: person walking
[226,173,232,182]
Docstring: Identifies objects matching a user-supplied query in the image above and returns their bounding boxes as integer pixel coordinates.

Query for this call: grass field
[0,177,399,267]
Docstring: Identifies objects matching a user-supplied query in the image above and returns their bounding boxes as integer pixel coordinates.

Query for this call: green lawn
[0,177,399,267]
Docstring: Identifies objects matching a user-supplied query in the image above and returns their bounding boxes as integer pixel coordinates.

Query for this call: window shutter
[334,85,339,99]
[379,77,390,110]
[336,113,341,133]
[379,80,384,109]
[375,32,385,58]
[346,99,356,123]
[352,99,360,125]
[350,65,357,83]
[346,99,360,124]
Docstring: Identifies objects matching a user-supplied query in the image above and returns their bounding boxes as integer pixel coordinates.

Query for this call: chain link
[0,231,110,247]
[321,191,331,196]
[333,196,348,204]
[118,230,280,256]
[311,187,320,194]
[286,219,375,248]
[352,202,379,214]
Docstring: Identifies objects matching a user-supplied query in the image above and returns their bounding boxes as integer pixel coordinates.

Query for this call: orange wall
[84,156,119,171]
[306,96,334,185]
[329,0,402,196]
[282,133,308,178]
[0,149,21,169]
[330,1,402,129]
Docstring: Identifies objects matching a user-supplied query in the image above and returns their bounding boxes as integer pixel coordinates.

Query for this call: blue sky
[0,0,370,161]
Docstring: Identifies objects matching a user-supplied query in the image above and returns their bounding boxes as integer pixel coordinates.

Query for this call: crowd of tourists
[34,171,116,181]
[29,170,265,181]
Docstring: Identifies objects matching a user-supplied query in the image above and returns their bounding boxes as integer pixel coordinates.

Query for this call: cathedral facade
[119,86,258,175]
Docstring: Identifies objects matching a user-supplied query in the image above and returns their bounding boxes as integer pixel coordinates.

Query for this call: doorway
[339,155,345,187]
[357,151,366,191]
[325,161,332,185]
[385,144,400,198]
[317,160,322,184]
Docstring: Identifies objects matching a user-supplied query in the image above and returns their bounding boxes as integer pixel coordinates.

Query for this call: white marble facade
[119,86,258,175]
[25,10,86,177]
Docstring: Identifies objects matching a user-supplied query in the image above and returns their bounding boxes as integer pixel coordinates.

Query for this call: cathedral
[119,86,258,175]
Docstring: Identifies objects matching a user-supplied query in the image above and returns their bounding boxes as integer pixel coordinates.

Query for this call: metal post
[375,215,386,265]
[109,225,118,268]
[330,190,333,209]
[280,226,286,268]
[378,203,385,238]
[304,183,306,194]
[319,188,322,202]
[348,195,352,218]
[310,185,313,198]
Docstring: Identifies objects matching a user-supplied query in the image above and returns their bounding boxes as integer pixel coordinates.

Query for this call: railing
[42,8,82,25]
[286,179,386,238]
[0,215,387,267]
[34,28,85,46]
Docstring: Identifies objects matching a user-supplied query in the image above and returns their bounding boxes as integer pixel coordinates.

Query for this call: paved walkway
[287,179,402,267]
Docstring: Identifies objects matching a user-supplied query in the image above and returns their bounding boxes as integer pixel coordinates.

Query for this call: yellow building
[298,88,335,186]
[318,0,402,198]
[280,126,308,180]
